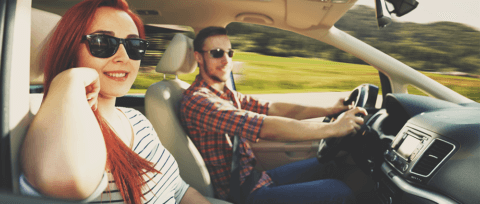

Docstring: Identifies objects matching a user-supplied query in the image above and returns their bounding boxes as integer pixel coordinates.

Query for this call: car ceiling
[32,0,357,32]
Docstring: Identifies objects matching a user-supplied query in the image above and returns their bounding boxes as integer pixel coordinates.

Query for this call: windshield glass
[132,1,479,103]
[339,1,480,101]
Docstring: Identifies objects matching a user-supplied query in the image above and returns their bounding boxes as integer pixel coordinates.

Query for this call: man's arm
[259,107,367,142]
[267,98,349,120]
[180,187,211,204]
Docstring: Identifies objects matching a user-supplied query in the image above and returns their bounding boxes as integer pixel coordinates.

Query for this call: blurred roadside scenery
[132,5,480,102]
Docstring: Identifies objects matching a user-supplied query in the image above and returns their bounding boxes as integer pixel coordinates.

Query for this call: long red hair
[42,0,160,203]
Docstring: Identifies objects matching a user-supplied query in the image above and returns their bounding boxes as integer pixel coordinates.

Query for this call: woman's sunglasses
[82,34,149,60]
[201,48,234,58]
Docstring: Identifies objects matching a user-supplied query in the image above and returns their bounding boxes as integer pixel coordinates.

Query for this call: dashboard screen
[397,135,421,158]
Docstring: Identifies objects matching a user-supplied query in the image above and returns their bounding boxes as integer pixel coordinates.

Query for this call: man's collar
[193,74,233,96]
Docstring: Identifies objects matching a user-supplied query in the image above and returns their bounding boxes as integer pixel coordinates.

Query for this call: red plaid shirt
[180,75,273,200]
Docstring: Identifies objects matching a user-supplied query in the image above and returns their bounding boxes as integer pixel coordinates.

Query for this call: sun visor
[286,0,355,29]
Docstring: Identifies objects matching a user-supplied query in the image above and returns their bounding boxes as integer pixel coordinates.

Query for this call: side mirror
[375,0,392,28]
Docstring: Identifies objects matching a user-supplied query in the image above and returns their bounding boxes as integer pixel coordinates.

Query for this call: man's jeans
[246,158,356,204]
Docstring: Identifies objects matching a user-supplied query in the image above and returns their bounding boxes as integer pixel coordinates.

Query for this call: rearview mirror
[375,0,419,28]
[375,0,392,28]
[386,0,419,17]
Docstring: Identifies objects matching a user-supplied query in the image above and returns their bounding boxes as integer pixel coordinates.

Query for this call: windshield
[132,1,479,103]
[336,3,479,102]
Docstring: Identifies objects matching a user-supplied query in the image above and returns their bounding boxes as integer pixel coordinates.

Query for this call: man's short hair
[193,26,228,52]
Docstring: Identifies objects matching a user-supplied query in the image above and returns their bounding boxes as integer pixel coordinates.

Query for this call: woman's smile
[103,71,129,81]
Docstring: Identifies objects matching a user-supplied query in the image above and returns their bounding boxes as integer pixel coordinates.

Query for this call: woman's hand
[50,68,100,110]
[82,70,100,111]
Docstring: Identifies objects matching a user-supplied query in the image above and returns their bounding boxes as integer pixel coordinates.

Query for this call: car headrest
[156,33,197,75]
[30,8,61,85]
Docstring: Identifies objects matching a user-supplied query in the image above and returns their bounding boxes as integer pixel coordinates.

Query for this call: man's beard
[203,58,225,83]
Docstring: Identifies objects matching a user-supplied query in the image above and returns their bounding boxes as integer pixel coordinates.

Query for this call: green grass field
[131,52,480,102]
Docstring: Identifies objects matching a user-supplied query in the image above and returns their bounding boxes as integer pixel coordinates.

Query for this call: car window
[335,5,480,102]
[131,6,479,104]
[406,72,480,101]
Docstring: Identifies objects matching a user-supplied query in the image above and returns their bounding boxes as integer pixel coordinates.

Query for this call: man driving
[179,26,367,204]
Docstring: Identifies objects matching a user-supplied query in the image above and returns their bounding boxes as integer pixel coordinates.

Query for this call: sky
[355,0,480,31]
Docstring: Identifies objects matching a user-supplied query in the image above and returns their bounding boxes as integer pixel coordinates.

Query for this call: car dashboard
[363,93,480,204]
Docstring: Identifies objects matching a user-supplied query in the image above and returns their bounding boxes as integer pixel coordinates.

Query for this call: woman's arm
[180,187,212,204]
[21,68,106,200]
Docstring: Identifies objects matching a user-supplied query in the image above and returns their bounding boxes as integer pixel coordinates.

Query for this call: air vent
[412,139,454,176]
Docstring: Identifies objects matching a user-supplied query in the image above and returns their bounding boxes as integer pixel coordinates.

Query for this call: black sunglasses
[201,48,234,58]
[82,34,149,60]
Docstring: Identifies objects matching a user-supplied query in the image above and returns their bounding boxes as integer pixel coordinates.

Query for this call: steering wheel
[317,84,378,163]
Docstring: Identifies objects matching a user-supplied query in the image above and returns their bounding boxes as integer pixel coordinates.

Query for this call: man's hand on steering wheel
[317,84,378,164]
[329,98,351,116]
[331,107,368,138]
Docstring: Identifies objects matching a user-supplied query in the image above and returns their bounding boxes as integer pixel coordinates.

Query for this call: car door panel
[249,140,320,171]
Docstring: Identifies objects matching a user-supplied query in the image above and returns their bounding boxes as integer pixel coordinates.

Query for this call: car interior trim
[0,0,16,192]
[378,71,391,107]
[381,163,458,204]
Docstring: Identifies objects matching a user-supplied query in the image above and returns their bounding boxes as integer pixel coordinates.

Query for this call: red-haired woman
[20,0,209,203]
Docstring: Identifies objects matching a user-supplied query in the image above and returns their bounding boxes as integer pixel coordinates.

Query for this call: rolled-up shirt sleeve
[236,92,270,115]
[182,91,266,143]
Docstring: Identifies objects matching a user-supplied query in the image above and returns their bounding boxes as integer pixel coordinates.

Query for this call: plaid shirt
[180,75,274,200]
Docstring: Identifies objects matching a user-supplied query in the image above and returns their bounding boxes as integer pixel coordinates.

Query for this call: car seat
[30,8,61,112]
[145,33,231,203]
[11,8,62,194]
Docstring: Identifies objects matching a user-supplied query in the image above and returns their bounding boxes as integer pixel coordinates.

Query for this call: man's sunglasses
[201,48,234,58]
[82,34,149,60]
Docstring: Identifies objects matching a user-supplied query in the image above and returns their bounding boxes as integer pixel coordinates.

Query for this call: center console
[375,124,458,204]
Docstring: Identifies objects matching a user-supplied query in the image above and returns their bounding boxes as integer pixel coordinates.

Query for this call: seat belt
[227,90,261,204]
[228,134,243,204]
[231,135,241,173]
[229,135,262,204]
[230,90,243,197]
